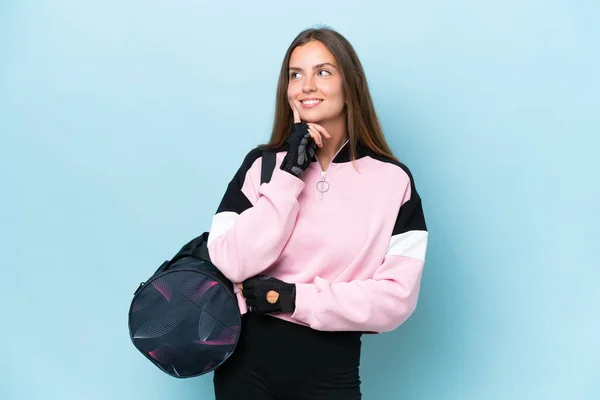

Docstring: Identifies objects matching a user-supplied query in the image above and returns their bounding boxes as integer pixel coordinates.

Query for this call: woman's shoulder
[235,144,284,178]
[240,146,264,166]
[365,151,418,185]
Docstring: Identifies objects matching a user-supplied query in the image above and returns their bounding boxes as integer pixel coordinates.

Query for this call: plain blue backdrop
[1,1,598,399]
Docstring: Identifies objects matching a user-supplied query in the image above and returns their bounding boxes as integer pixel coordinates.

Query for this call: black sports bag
[128,149,276,378]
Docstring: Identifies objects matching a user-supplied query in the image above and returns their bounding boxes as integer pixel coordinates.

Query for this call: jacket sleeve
[290,175,428,333]
[207,148,305,283]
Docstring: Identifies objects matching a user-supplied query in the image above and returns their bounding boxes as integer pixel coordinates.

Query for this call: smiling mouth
[300,99,323,106]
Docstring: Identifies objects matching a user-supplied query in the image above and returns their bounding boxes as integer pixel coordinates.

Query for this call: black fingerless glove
[280,123,317,177]
[242,275,296,314]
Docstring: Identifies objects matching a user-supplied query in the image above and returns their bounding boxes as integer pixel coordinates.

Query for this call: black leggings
[213,313,362,400]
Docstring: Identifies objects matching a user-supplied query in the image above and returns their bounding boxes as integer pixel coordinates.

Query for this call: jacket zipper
[315,139,349,200]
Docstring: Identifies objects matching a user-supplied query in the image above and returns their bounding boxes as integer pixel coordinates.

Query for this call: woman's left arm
[291,185,428,333]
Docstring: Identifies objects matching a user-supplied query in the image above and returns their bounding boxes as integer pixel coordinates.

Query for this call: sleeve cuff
[291,282,319,326]
[262,169,305,198]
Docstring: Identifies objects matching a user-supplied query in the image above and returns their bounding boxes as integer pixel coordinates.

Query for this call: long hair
[262,26,398,163]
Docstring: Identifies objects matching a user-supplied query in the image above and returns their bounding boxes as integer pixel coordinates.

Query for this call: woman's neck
[314,115,348,170]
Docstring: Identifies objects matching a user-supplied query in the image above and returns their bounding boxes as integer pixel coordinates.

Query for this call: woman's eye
[290,70,330,79]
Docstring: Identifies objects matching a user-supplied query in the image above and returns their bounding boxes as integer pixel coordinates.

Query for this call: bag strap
[165,233,210,267]
[165,150,277,269]
[260,149,276,184]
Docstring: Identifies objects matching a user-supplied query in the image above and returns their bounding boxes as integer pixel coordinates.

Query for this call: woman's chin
[300,111,344,125]
[300,114,323,124]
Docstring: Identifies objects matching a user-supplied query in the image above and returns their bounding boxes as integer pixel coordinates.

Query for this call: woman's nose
[302,75,316,92]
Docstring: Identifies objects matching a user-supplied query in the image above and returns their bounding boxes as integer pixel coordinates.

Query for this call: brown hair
[261,26,398,163]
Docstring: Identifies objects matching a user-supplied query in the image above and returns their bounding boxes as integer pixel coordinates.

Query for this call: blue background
[1,1,598,399]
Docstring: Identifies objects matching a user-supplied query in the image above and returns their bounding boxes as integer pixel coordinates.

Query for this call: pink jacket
[207,141,428,333]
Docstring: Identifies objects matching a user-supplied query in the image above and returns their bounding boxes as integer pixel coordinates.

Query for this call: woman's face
[287,40,346,124]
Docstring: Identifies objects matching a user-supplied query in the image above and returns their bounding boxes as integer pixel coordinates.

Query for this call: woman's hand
[280,100,331,177]
[238,275,296,314]
[289,99,331,148]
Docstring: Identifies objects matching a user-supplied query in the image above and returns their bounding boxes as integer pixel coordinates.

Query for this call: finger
[242,289,255,299]
[237,283,243,290]
[307,144,316,159]
[311,126,324,147]
[307,126,323,147]
[307,123,332,139]
[306,127,320,147]
[289,98,301,123]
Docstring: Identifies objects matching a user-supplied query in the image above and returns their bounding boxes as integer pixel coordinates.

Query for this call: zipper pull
[317,171,330,200]
[134,281,146,296]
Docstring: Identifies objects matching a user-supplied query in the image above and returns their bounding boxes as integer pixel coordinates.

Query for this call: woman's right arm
[209,100,326,283]
[207,148,306,283]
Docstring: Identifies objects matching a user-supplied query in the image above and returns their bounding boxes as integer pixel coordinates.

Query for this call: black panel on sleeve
[215,148,263,215]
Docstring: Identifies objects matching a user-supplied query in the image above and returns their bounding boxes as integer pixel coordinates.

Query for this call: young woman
[207,27,428,400]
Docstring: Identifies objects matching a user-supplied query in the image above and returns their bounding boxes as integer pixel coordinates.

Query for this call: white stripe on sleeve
[207,212,239,247]
[386,230,428,261]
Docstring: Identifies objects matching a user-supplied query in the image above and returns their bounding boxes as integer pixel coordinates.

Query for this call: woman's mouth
[300,99,323,109]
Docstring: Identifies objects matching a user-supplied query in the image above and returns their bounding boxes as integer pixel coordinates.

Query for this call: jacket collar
[331,138,371,163]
